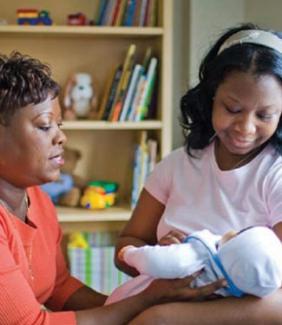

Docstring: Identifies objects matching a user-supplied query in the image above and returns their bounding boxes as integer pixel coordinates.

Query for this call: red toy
[67,13,87,26]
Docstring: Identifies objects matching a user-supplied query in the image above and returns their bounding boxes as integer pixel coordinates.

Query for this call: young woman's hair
[0,51,60,125]
[180,23,282,156]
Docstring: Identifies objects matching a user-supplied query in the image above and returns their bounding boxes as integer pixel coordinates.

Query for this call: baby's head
[218,226,282,297]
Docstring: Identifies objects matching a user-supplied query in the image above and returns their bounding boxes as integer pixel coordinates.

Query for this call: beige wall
[245,0,282,30]
[173,0,245,148]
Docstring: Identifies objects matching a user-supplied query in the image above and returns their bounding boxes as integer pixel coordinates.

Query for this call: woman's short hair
[0,51,60,125]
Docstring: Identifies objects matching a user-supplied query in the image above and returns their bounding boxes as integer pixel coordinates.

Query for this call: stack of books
[131,131,157,208]
[95,0,158,27]
[98,44,158,122]
[68,231,131,294]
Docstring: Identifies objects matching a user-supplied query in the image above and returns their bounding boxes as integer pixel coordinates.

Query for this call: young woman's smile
[212,71,282,167]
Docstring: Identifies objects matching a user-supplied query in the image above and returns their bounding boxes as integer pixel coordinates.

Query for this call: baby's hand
[158,230,187,246]
[118,245,135,261]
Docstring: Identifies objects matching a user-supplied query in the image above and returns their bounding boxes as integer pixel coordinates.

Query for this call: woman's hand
[158,230,187,245]
[141,270,226,304]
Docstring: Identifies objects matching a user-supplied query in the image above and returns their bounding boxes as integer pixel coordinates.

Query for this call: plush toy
[63,73,98,120]
[80,181,118,209]
[41,147,86,207]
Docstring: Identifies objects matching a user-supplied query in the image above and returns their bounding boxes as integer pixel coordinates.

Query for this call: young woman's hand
[158,230,187,245]
[141,270,226,304]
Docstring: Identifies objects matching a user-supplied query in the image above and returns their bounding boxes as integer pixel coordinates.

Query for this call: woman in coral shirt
[0,52,222,325]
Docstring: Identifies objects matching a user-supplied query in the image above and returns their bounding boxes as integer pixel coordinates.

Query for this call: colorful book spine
[101,65,123,120]
[134,57,158,121]
[110,44,136,121]
[95,0,108,25]
[114,0,128,26]
[119,64,143,121]
[123,0,137,26]
[128,74,146,121]
[131,132,158,208]
[138,0,149,26]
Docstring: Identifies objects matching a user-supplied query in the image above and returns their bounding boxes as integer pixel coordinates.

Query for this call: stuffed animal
[41,147,87,207]
[63,73,97,120]
[80,181,118,209]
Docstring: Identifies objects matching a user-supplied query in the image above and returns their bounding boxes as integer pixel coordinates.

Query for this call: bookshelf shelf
[57,206,131,222]
[62,120,163,130]
[0,25,163,38]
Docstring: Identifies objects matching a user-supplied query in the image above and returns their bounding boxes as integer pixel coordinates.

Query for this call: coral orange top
[0,186,83,324]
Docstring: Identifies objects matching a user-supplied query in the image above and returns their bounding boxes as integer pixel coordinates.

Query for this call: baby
[106,226,282,304]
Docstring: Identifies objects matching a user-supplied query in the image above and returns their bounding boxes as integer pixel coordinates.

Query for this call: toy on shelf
[17,9,53,25]
[67,13,87,26]
[63,73,98,120]
[81,181,119,209]
[41,147,87,207]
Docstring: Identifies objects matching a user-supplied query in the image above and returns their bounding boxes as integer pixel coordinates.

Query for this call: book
[138,0,149,26]
[127,73,146,121]
[114,0,127,26]
[111,0,122,25]
[146,0,158,26]
[119,64,144,121]
[97,64,120,120]
[132,0,142,26]
[110,44,136,121]
[101,65,123,120]
[95,0,108,25]
[131,132,158,208]
[134,57,158,121]
[123,0,137,26]
[104,0,117,25]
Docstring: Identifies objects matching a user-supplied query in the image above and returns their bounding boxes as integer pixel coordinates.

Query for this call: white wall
[245,0,282,30]
[172,0,245,148]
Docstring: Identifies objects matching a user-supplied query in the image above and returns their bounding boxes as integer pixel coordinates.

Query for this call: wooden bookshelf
[0,0,173,232]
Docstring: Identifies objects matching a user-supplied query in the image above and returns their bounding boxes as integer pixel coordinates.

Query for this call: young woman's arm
[115,189,165,276]
[128,291,282,325]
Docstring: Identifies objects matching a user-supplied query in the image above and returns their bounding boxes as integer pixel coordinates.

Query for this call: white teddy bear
[63,73,97,120]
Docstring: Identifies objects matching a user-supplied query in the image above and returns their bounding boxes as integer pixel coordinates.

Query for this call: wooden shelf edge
[61,120,163,130]
[57,206,132,222]
[0,25,163,37]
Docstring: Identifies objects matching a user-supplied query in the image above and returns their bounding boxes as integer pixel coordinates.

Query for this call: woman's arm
[115,189,165,276]
[128,291,282,325]
[74,273,225,325]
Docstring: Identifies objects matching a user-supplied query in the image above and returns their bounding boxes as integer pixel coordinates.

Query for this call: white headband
[218,30,282,55]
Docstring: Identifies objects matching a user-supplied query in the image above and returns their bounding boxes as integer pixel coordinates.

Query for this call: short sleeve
[144,153,173,204]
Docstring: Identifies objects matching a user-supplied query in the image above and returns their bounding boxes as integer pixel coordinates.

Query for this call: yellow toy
[80,181,118,209]
[68,232,89,248]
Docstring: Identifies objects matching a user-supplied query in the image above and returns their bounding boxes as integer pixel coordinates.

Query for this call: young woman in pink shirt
[115,23,282,324]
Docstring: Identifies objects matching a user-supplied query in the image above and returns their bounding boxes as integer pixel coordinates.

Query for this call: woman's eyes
[38,122,63,131]
[224,105,274,121]
[224,106,240,114]
[39,125,51,131]
[257,113,274,121]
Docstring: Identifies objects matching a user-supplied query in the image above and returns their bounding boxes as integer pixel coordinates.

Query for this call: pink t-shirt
[0,186,83,324]
[145,142,282,240]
